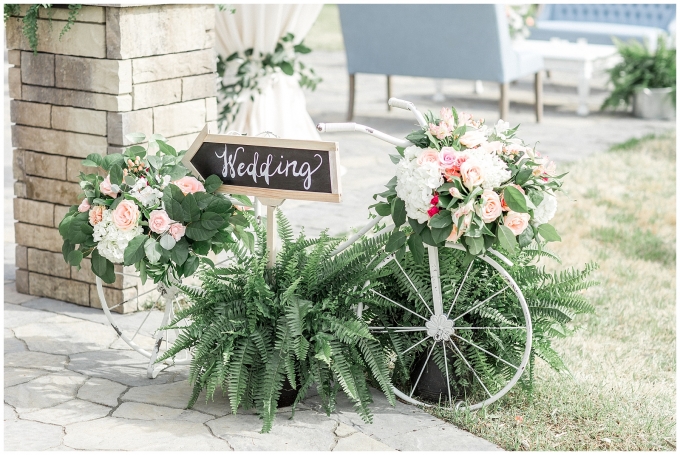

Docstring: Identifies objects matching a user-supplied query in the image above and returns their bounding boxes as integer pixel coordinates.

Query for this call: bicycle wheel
[361,242,532,411]
[95,274,192,379]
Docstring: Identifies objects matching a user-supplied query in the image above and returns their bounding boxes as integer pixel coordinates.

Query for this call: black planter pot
[277,378,300,408]
[410,349,459,403]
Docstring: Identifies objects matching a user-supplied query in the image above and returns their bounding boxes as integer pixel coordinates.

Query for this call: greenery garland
[216,32,322,131]
[4,4,82,54]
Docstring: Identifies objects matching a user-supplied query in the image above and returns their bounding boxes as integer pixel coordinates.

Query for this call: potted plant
[159,212,395,433]
[601,36,676,119]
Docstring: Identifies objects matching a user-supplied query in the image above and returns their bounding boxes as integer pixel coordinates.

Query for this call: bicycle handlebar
[388,98,428,128]
[316,122,413,148]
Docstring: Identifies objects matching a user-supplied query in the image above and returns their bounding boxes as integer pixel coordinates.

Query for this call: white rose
[532,192,557,225]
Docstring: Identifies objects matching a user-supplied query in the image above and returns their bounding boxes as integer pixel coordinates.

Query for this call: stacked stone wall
[8,4,217,312]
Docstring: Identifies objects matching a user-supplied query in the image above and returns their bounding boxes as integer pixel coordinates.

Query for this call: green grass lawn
[305,4,344,52]
[429,132,676,450]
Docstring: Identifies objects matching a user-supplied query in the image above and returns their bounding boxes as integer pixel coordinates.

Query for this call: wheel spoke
[402,335,431,355]
[370,289,429,322]
[453,334,519,370]
[394,259,434,316]
[131,308,153,341]
[442,341,452,405]
[446,261,474,318]
[449,340,492,398]
[450,286,509,323]
[454,326,526,330]
[368,326,426,332]
[410,341,436,397]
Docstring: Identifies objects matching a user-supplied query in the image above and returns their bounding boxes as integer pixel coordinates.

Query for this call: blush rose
[149,210,172,234]
[168,223,186,241]
[89,206,105,226]
[173,176,205,195]
[504,211,530,236]
[100,175,120,198]
[480,190,503,223]
[112,200,140,232]
[78,199,91,213]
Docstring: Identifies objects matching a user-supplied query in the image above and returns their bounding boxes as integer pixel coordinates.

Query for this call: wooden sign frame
[183,125,342,203]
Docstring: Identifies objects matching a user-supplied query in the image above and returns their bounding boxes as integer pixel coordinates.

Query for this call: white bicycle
[96,97,532,412]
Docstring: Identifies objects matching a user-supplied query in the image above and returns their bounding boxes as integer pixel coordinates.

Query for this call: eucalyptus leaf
[125,132,146,144]
[144,238,163,264]
[537,223,561,242]
[159,233,177,250]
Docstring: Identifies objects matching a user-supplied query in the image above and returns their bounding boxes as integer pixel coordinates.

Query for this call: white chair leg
[474,80,484,94]
[433,79,445,102]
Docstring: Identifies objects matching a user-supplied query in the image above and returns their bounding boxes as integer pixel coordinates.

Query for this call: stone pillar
[7,4,217,312]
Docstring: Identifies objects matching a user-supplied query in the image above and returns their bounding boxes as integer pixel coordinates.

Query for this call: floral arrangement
[216,32,322,129]
[373,107,564,259]
[58,133,251,286]
[506,4,538,40]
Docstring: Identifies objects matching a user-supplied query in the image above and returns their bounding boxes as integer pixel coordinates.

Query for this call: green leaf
[515,168,533,186]
[84,153,103,167]
[186,224,217,241]
[431,225,453,244]
[518,225,534,247]
[109,163,123,186]
[170,238,189,265]
[67,249,83,267]
[420,226,437,246]
[182,255,199,277]
[204,174,223,193]
[374,202,391,216]
[192,240,211,256]
[407,232,425,264]
[231,194,252,207]
[389,154,401,164]
[159,233,177,250]
[125,132,146,144]
[109,196,124,211]
[206,195,233,214]
[165,164,187,181]
[62,240,75,262]
[391,198,406,227]
[497,225,518,254]
[91,249,116,284]
[102,154,125,172]
[408,217,426,235]
[156,140,177,157]
[528,190,544,207]
[429,211,453,229]
[81,159,99,167]
[537,223,561,242]
[146,155,163,170]
[279,61,294,75]
[465,235,485,255]
[201,211,226,230]
[144,238,163,264]
[163,184,185,222]
[294,43,311,54]
[503,186,528,213]
[58,214,75,238]
[181,194,200,223]
[124,145,146,159]
[385,229,406,253]
[123,234,147,266]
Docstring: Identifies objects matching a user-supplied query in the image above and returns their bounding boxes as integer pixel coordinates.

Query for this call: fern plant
[159,211,395,433]
[4,4,82,53]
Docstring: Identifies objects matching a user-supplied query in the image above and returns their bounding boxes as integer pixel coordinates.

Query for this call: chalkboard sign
[183,126,342,203]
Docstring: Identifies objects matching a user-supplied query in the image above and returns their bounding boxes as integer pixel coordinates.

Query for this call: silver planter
[633,87,676,120]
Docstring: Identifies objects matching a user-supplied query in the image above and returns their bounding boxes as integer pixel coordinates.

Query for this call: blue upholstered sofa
[529,4,676,49]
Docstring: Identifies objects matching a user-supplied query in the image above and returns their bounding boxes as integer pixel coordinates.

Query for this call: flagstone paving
[3,282,502,451]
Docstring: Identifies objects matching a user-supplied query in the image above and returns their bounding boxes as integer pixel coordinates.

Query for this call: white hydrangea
[129,177,163,207]
[532,192,557,225]
[464,149,512,190]
[93,210,143,264]
[395,156,443,224]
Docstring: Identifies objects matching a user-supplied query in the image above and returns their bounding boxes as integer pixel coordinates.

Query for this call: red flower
[430,194,439,206]
[427,206,440,217]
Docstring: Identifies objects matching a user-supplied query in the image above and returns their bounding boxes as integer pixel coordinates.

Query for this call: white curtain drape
[214,4,323,140]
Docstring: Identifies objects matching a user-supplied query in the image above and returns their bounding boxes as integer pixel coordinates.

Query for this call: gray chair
[338,4,545,122]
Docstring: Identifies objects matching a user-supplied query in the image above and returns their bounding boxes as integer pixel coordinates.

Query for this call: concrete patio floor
[3,45,675,451]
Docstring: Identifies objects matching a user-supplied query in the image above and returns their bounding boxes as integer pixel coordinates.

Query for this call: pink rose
[168,223,186,241]
[89,206,105,226]
[439,147,457,168]
[100,175,120,198]
[112,200,140,232]
[459,130,487,148]
[417,149,440,166]
[480,190,503,223]
[504,211,530,236]
[149,209,173,234]
[460,160,484,189]
[173,176,205,195]
[78,199,91,213]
